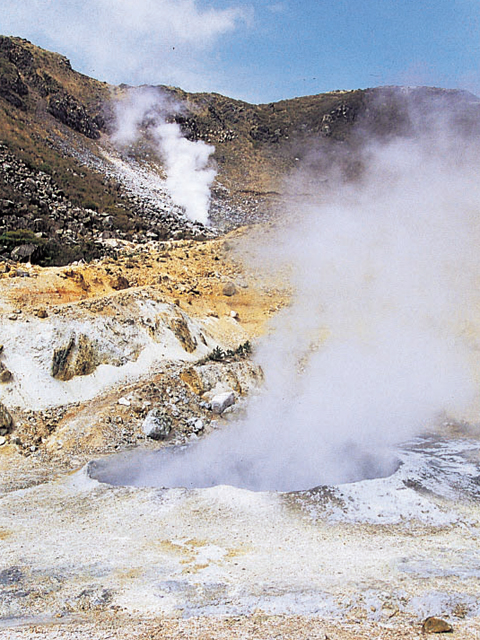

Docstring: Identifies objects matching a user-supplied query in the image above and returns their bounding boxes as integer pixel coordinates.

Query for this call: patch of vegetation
[207,341,252,362]
[0,228,45,250]
[0,228,102,266]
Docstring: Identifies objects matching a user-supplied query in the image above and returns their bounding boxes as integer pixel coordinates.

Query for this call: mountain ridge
[1,35,480,265]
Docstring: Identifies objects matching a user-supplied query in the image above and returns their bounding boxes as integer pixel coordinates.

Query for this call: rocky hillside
[1,35,480,265]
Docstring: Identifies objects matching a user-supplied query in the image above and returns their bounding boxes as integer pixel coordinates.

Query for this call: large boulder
[142,408,172,440]
[422,617,453,634]
[211,390,235,415]
[11,243,38,262]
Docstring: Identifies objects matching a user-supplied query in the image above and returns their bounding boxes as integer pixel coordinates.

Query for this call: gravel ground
[3,612,479,640]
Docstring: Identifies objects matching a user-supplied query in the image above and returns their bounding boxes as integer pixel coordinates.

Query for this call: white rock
[118,397,131,407]
[193,419,204,432]
[0,436,6,446]
[142,408,172,440]
[211,391,235,415]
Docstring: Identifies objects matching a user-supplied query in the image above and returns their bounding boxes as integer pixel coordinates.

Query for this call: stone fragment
[422,617,453,633]
[35,307,48,318]
[111,275,130,290]
[0,364,12,382]
[142,408,172,440]
[118,397,131,407]
[222,282,237,297]
[0,436,6,446]
[0,402,13,432]
[211,390,235,414]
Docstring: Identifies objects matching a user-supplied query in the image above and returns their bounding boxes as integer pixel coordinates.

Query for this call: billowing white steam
[104,124,480,492]
[154,121,216,224]
[112,88,216,224]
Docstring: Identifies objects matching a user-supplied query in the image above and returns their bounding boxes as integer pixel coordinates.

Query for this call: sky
[2,0,480,104]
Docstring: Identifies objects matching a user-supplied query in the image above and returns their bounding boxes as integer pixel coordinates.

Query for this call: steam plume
[112,88,216,224]
[107,104,480,492]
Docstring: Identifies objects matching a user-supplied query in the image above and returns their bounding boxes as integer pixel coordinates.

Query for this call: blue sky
[2,0,480,103]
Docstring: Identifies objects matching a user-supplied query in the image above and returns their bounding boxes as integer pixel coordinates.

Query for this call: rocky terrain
[2,35,480,640]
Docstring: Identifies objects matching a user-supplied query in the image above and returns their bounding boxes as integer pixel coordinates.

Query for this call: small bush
[207,341,252,363]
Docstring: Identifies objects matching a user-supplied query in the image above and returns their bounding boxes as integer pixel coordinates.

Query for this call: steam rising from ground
[107,124,480,492]
[112,88,216,224]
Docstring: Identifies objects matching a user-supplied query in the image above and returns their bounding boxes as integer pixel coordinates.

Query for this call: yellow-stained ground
[0,229,290,340]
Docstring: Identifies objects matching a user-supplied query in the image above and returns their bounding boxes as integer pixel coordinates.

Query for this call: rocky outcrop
[51,330,142,381]
[321,103,357,136]
[150,307,203,354]
[51,334,97,381]
[180,360,263,397]
[0,402,13,434]
[0,65,29,109]
[167,315,198,353]
[48,93,101,139]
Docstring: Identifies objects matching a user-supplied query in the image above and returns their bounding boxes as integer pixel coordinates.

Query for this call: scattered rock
[118,397,131,407]
[211,390,235,414]
[142,408,173,440]
[222,282,237,296]
[0,435,6,446]
[35,307,48,318]
[422,617,453,633]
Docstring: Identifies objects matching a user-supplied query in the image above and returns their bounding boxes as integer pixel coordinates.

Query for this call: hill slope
[1,35,480,265]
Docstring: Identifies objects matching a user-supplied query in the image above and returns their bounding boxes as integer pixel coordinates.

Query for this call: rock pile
[0,143,216,264]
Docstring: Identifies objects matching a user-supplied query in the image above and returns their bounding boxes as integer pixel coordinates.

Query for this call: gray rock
[142,408,172,440]
[211,391,235,414]
[222,282,237,297]
[11,244,37,262]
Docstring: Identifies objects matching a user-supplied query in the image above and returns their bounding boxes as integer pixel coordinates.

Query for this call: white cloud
[2,0,250,88]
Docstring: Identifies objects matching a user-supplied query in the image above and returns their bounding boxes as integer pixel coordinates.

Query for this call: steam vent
[1,35,480,639]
